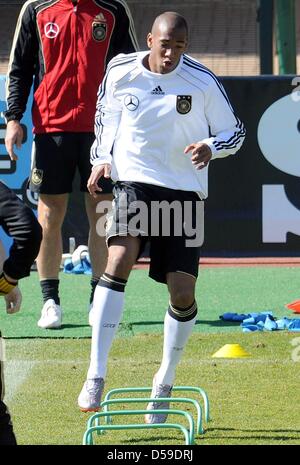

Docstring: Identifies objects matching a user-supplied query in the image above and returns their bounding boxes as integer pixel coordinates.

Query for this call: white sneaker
[145,376,173,424]
[37,299,62,329]
[78,378,104,412]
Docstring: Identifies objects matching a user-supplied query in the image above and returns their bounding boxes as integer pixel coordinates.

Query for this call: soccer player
[0,181,42,444]
[78,11,245,422]
[4,0,138,329]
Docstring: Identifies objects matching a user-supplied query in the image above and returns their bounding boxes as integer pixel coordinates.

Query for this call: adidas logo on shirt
[151,85,165,95]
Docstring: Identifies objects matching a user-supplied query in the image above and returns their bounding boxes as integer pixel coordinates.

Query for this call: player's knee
[38,205,65,230]
[106,249,134,278]
[170,289,195,308]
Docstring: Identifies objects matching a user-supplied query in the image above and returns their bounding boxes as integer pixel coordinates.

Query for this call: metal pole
[259,0,274,74]
[275,0,296,74]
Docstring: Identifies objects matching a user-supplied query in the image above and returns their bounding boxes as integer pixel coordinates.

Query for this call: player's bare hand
[5,120,23,161]
[4,286,22,314]
[87,164,111,198]
[184,142,212,170]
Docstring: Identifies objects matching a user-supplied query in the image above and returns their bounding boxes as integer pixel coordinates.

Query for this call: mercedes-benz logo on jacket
[44,22,60,39]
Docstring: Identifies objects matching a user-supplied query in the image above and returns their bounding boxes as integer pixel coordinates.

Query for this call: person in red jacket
[4,0,138,329]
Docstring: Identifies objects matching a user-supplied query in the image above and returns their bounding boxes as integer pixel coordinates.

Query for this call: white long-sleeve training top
[90,51,246,198]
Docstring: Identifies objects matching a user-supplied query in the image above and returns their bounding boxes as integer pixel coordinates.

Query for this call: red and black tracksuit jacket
[5,0,138,133]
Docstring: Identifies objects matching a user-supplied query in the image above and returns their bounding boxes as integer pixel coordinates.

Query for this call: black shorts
[29,132,113,194]
[106,181,204,284]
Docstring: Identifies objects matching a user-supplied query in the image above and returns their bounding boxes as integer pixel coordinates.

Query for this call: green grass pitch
[1,267,300,445]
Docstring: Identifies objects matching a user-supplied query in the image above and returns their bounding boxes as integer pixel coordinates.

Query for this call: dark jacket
[5,0,138,133]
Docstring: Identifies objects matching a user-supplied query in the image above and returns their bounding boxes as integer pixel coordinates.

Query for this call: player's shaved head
[145,11,188,74]
[151,12,188,37]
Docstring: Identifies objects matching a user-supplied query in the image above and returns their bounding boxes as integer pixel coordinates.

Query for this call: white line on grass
[5,358,298,365]
[4,361,36,403]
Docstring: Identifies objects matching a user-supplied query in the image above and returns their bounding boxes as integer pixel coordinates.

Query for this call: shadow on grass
[195,319,239,328]
[122,427,300,444]
[204,427,300,441]
[209,427,300,433]
[124,434,188,444]
[58,324,90,329]
[121,319,239,329]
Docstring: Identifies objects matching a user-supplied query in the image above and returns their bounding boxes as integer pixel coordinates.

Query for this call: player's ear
[180,35,188,55]
[147,33,153,49]
[183,39,188,54]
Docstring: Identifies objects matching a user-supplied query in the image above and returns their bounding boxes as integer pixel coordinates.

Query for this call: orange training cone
[212,343,250,358]
[285,299,300,314]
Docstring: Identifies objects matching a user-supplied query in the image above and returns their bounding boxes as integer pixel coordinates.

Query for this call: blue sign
[0,75,37,253]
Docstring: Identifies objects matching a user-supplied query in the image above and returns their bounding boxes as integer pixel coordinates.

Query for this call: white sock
[87,284,125,380]
[155,306,197,386]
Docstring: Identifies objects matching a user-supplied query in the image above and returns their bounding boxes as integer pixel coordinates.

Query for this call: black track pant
[0,181,42,444]
[0,349,17,445]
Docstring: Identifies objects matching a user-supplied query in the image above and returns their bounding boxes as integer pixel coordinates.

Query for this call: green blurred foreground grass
[4,332,300,445]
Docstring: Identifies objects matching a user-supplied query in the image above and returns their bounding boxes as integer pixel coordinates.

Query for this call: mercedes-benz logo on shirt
[44,22,60,39]
[124,94,139,111]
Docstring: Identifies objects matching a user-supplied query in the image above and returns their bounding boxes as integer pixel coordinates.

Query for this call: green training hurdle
[83,409,194,445]
[97,396,204,435]
[103,385,210,422]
